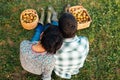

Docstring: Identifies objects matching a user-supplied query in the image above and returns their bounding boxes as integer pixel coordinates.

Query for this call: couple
[20,5,89,80]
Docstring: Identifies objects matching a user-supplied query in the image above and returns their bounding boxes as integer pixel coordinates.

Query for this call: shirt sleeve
[20,40,39,53]
[79,36,89,68]
[83,36,89,54]
[43,55,56,78]
[20,40,31,54]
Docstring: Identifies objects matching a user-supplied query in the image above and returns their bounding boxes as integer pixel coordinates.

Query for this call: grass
[0,0,120,80]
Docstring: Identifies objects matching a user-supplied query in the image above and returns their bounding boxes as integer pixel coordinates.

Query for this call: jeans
[31,21,58,42]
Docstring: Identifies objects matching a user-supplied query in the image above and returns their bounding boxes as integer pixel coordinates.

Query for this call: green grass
[0,0,120,80]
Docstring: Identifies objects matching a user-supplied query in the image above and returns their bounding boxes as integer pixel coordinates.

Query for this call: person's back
[54,13,89,79]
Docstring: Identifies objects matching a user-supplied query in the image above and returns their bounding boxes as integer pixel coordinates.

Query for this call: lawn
[0,0,120,80]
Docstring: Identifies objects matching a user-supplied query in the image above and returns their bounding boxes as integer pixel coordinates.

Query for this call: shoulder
[79,36,88,41]
[77,36,89,51]
[20,40,31,53]
[78,36,89,44]
[77,36,89,52]
[44,54,56,65]
[20,40,31,48]
[20,40,38,47]
[46,54,56,61]
[20,40,30,45]
[20,40,38,53]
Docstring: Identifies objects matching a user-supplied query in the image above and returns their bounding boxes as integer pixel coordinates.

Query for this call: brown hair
[59,13,77,38]
[41,25,63,54]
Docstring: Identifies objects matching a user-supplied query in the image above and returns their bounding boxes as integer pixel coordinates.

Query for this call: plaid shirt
[54,36,89,79]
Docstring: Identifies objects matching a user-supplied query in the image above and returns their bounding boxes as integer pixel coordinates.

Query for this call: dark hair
[59,13,77,38]
[40,25,63,54]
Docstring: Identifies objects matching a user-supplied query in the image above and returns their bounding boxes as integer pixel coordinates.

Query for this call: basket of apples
[20,9,39,30]
[68,5,92,30]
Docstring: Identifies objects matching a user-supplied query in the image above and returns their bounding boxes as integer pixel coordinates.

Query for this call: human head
[59,12,77,38]
[40,25,63,54]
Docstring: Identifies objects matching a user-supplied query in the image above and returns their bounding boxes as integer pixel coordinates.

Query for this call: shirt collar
[63,35,78,42]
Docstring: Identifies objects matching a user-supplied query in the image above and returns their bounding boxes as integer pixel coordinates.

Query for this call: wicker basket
[69,5,92,30]
[20,9,39,30]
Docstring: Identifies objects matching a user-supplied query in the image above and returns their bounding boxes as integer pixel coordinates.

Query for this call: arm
[79,37,89,68]
[42,58,55,80]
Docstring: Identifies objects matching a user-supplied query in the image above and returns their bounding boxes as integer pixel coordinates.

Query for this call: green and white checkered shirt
[54,36,89,79]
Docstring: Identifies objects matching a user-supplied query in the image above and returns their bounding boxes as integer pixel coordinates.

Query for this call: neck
[32,42,46,53]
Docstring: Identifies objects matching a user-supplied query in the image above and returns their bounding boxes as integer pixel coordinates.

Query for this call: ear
[40,32,44,40]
